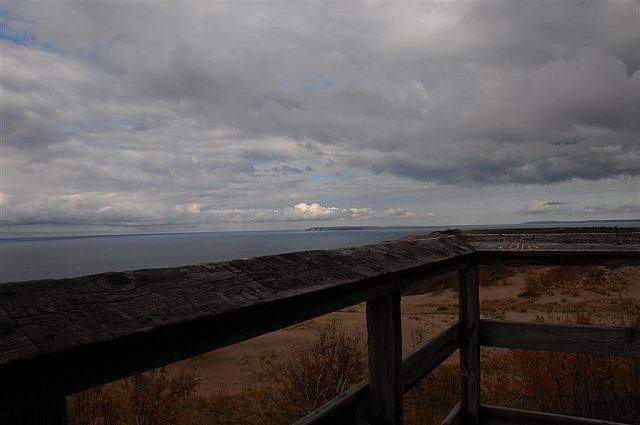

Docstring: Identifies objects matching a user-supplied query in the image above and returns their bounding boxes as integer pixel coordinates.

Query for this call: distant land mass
[520,219,640,225]
[306,225,437,231]
[306,219,640,231]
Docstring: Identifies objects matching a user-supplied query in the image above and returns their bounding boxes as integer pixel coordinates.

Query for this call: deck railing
[1,230,638,425]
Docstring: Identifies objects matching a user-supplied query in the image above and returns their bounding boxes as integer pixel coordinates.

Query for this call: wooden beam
[459,265,480,425]
[464,233,640,267]
[0,306,39,364]
[295,313,640,425]
[0,237,475,415]
[367,291,403,425]
[441,402,461,425]
[401,321,459,393]
[480,404,628,425]
[2,231,637,416]
[474,253,640,267]
[479,320,640,357]
[295,313,637,425]
[293,380,368,425]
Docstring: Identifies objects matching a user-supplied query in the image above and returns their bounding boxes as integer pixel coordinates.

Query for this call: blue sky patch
[0,23,36,46]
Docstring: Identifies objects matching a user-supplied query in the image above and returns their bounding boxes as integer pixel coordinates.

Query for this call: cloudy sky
[1,1,638,234]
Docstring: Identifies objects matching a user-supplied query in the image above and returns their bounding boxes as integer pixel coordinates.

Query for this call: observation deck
[1,229,638,424]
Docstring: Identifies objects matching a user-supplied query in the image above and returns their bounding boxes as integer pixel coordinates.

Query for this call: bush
[520,266,625,297]
[67,368,199,425]
[67,384,118,425]
[404,364,460,425]
[124,368,199,425]
[483,314,640,424]
[258,320,366,422]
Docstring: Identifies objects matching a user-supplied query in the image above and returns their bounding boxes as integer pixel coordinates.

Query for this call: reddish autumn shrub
[483,314,640,424]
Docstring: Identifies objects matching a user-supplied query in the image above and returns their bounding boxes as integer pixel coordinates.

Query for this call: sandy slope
[167,266,640,394]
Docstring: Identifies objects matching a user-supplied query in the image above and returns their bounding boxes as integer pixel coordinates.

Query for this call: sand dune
[167,266,640,394]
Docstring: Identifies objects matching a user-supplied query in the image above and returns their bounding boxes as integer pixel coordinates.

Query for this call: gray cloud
[518,198,640,216]
[2,198,432,227]
[1,1,638,230]
[584,199,640,214]
[517,200,575,215]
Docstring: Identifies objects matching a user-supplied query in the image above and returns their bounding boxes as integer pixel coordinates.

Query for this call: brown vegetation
[256,320,366,421]
[68,321,365,425]
[67,265,639,425]
[403,265,519,296]
[521,266,626,297]
[404,364,460,425]
[68,368,199,425]
[483,314,640,424]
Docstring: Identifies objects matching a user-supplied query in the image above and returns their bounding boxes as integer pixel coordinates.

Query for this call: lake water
[1,222,636,282]
[0,228,446,282]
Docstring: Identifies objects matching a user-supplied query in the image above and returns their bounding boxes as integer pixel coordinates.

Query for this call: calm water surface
[2,222,636,283]
[0,228,446,282]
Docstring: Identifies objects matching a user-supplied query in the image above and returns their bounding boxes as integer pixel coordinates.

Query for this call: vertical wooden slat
[459,265,480,425]
[3,398,67,425]
[367,291,403,425]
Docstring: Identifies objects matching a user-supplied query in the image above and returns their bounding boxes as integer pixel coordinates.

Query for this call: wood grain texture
[0,306,39,364]
[479,320,640,357]
[458,265,480,425]
[0,237,474,415]
[480,404,628,425]
[367,291,403,425]
[464,233,640,266]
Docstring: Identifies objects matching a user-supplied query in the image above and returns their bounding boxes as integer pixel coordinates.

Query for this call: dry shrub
[521,267,625,297]
[478,265,520,287]
[404,266,519,296]
[483,314,640,424]
[68,322,365,425]
[258,319,366,422]
[520,267,576,296]
[521,274,549,297]
[404,364,460,425]
[180,389,282,425]
[403,272,457,295]
[124,368,199,425]
[403,327,460,425]
[67,384,118,425]
[69,309,639,424]
[67,368,199,425]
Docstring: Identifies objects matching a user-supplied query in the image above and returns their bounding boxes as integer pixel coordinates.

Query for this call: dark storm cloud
[465,1,639,75]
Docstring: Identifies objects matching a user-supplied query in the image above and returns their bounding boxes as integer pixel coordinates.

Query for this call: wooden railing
[0,230,638,425]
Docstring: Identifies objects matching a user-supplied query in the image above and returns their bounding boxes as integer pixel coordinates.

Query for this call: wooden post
[367,291,403,425]
[3,398,67,425]
[459,265,480,425]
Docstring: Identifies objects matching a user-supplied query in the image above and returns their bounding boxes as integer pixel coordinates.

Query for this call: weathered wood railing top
[1,230,639,419]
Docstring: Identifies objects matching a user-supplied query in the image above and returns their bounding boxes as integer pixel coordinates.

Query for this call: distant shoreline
[306,225,438,231]
[306,219,640,232]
